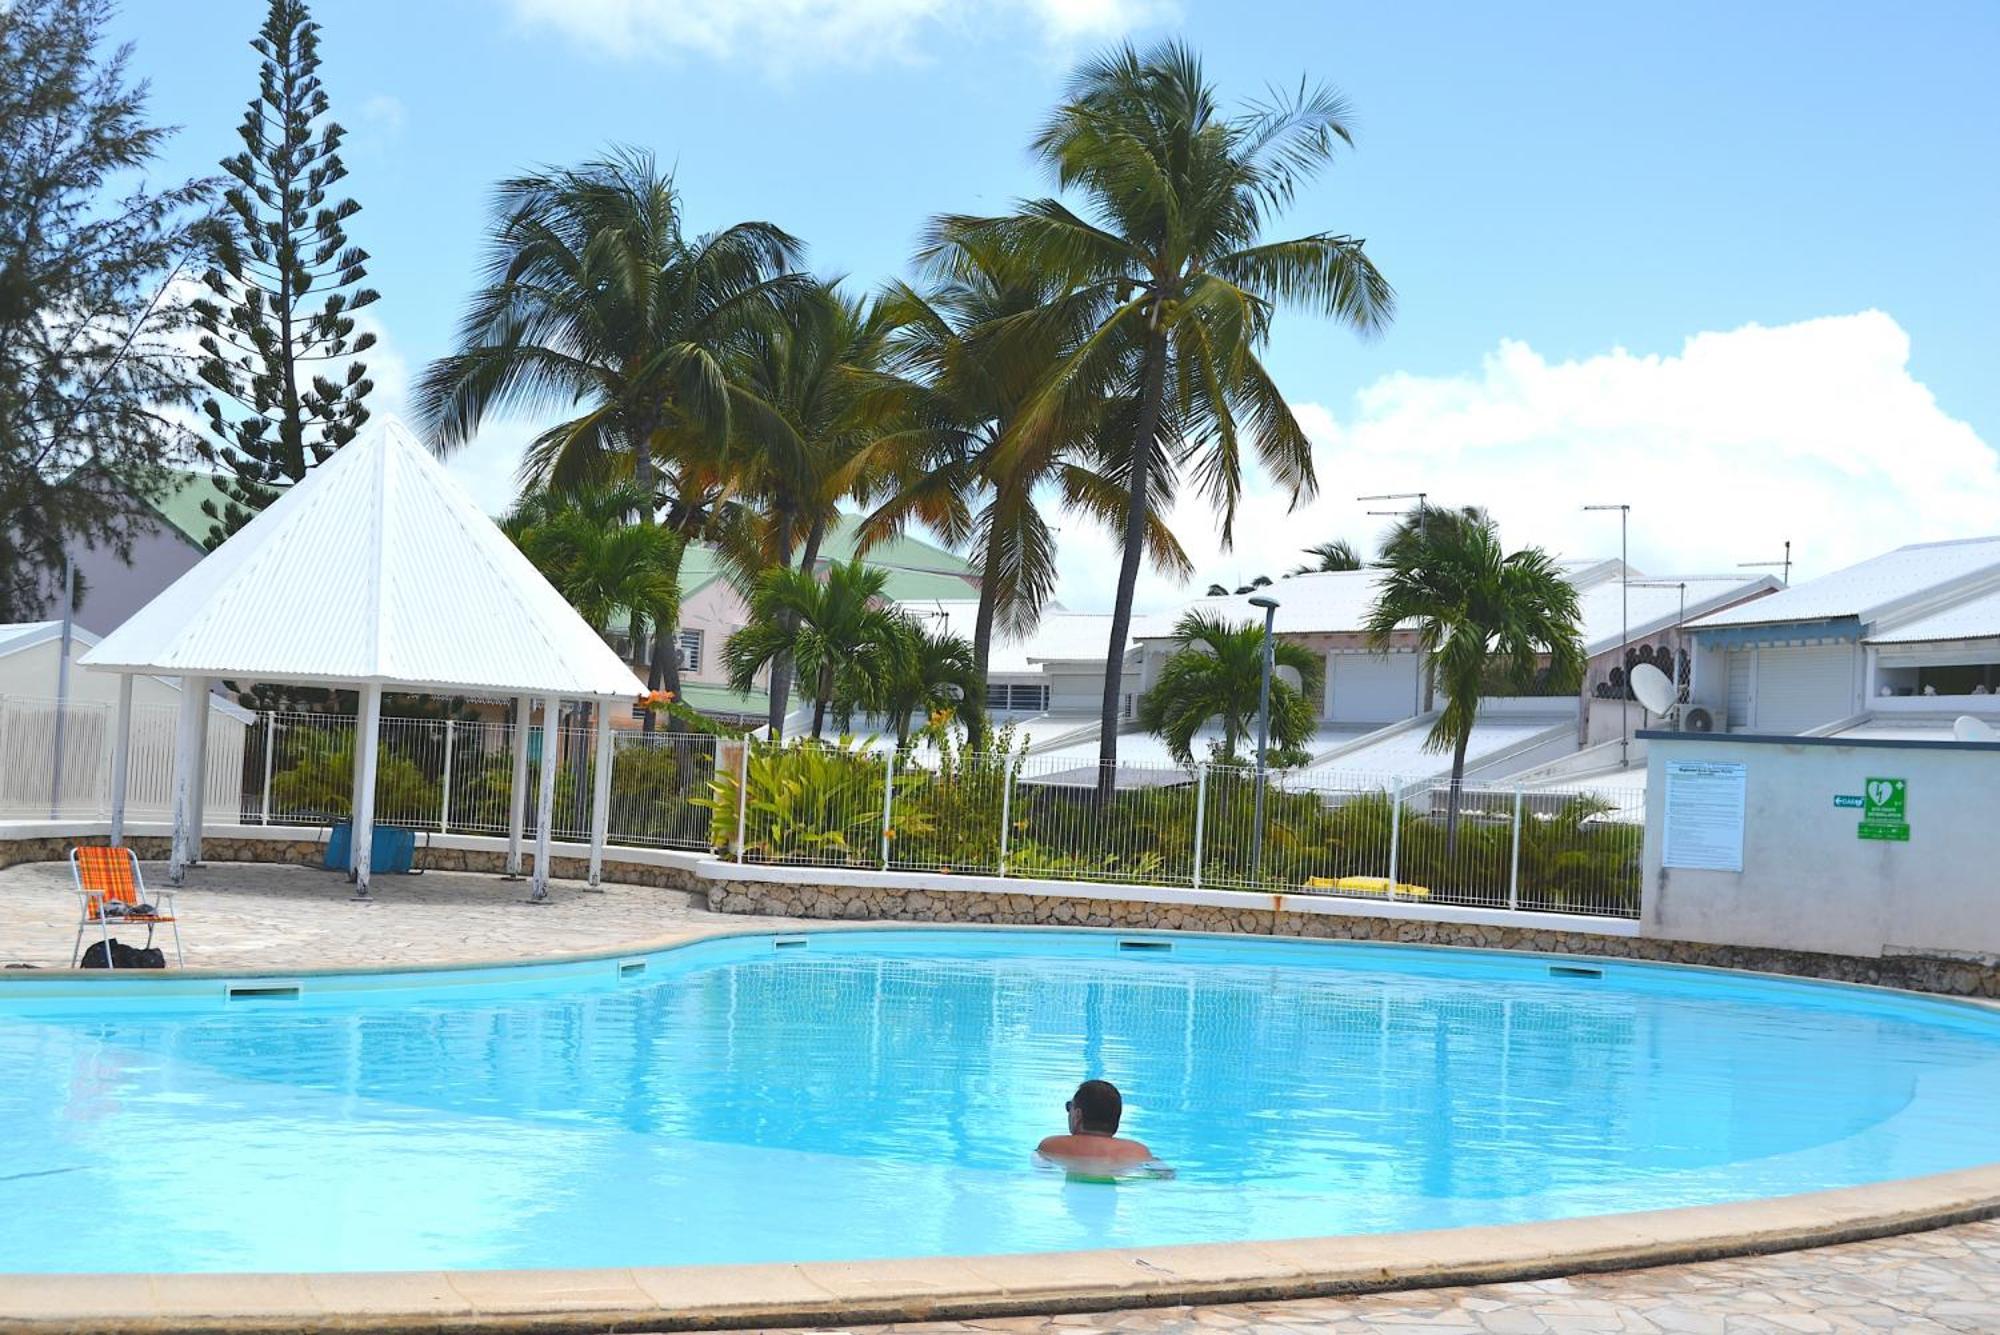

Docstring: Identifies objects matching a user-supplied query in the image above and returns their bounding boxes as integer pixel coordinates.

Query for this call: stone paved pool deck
[2,860,1997,1334]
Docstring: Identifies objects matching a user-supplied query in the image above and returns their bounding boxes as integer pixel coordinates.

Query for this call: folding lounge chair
[70,845,183,969]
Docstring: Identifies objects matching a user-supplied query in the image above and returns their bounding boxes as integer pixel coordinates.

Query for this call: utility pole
[1248,595,1279,881]
[1585,504,1631,768]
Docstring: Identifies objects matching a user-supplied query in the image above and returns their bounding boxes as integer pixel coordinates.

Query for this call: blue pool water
[4,929,2000,1274]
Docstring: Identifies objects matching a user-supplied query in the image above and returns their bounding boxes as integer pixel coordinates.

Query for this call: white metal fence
[717,740,1643,919]
[0,694,1640,918]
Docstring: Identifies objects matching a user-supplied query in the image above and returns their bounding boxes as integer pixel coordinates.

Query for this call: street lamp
[1584,504,1631,768]
[1248,594,1279,880]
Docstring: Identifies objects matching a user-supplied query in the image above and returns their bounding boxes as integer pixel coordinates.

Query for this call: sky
[105,0,2000,614]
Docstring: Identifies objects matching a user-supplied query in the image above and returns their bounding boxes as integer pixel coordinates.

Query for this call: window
[984,682,1050,712]
[677,630,703,674]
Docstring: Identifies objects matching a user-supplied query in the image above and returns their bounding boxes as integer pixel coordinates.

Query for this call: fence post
[259,712,275,825]
[1191,763,1209,891]
[439,719,455,833]
[734,736,750,863]
[1387,779,1402,901]
[1508,786,1524,910]
[996,757,1015,877]
[880,746,897,870]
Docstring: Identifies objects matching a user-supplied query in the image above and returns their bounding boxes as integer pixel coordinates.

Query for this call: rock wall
[709,879,2000,999]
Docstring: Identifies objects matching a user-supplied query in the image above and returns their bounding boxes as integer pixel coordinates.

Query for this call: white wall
[1643,732,2000,959]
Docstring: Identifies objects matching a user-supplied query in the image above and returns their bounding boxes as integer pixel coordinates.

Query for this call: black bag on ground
[79,939,166,969]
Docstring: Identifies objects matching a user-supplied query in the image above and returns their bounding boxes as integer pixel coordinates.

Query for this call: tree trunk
[630,410,672,736]
[963,519,1004,752]
[1444,725,1472,857]
[767,517,827,737]
[810,663,832,740]
[1095,318,1169,806]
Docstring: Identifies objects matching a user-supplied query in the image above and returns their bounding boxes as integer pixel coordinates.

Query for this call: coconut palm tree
[718,280,898,732]
[502,481,680,651]
[414,147,805,716]
[1137,611,1323,767]
[724,558,914,740]
[858,247,1188,748]
[1364,507,1585,850]
[934,41,1393,798]
[1294,539,1363,574]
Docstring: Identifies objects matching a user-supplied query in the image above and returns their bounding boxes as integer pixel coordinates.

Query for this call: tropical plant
[415,147,805,710]
[1205,583,1228,597]
[1137,610,1323,767]
[1294,539,1363,574]
[880,620,978,748]
[0,0,212,619]
[935,40,1392,797]
[1364,506,1585,849]
[724,558,914,739]
[268,725,436,820]
[699,738,927,864]
[195,0,374,547]
[502,481,680,645]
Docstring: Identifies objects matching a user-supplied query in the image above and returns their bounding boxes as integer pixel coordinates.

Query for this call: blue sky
[108,0,2000,611]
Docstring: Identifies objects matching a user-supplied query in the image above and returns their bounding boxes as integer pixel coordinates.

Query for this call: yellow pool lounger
[1303,875,1431,900]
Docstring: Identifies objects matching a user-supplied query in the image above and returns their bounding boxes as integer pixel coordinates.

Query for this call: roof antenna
[1358,491,1426,517]
[1738,540,1792,587]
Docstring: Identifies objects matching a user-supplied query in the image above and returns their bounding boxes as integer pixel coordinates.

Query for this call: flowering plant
[635,689,676,713]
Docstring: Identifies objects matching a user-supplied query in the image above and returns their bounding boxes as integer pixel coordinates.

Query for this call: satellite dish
[1629,662,1676,716]
[1953,715,1998,743]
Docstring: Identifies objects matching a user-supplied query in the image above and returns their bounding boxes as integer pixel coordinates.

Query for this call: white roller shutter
[1725,651,1752,730]
[1752,645,1857,733]
[1327,653,1420,723]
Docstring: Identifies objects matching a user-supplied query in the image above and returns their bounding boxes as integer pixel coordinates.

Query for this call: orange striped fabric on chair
[70,845,183,968]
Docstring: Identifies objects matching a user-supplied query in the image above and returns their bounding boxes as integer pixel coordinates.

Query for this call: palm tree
[1364,507,1585,850]
[935,41,1393,798]
[719,281,896,733]
[414,147,805,718]
[1294,539,1363,574]
[1137,611,1322,767]
[860,247,1188,749]
[881,621,978,748]
[502,481,680,651]
[724,558,914,740]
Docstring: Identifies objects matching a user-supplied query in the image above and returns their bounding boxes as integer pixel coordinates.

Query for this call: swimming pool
[3,928,1999,1274]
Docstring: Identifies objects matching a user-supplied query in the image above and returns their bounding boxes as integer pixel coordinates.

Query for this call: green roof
[141,470,237,550]
[679,511,977,603]
[676,681,770,718]
[818,512,973,575]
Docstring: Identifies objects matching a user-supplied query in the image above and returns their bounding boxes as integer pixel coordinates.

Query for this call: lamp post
[1584,504,1631,768]
[1248,594,1279,881]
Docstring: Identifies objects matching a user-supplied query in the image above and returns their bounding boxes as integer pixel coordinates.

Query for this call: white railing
[1,694,1640,918]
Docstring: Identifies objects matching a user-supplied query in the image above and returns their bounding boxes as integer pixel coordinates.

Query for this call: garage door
[1753,645,1857,733]
[1327,653,1420,723]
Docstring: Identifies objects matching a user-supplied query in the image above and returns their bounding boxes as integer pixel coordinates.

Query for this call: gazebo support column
[587,703,613,889]
[168,675,209,884]
[505,694,531,879]
[187,682,211,865]
[528,693,561,903]
[351,682,383,901]
[108,674,133,847]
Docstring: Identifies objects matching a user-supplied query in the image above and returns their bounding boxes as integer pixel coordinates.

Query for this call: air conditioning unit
[1679,704,1719,734]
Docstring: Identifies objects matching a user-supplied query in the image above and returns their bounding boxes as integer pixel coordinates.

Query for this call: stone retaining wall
[709,879,2000,999]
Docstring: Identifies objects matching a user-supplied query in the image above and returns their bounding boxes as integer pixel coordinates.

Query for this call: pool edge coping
[3,1165,1998,1333]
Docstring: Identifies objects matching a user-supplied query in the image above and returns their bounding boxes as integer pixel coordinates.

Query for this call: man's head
[1066,1079,1122,1135]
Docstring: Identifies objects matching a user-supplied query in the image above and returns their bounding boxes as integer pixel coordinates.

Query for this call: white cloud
[359,94,406,135]
[504,0,1171,71]
[1052,311,2000,614]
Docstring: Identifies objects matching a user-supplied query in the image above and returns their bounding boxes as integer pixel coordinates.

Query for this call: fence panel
[1202,765,1402,899]
[726,737,892,868]
[1511,783,1645,918]
[606,732,718,851]
[1003,756,1202,887]
[885,752,1011,875]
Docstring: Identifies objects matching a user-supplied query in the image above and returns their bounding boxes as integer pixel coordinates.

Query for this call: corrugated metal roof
[1691,537,2000,631]
[1865,584,2000,644]
[1576,575,1777,654]
[80,418,643,700]
[895,600,1122,672]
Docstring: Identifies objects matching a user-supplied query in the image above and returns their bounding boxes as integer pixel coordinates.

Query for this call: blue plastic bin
[324,822,417,874]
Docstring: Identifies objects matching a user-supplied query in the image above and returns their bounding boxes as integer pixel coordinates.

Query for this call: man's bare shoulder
[1036,1134,1153,1162]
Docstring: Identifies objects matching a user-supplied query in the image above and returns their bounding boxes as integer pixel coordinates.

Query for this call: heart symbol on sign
[1868,780,1893,806]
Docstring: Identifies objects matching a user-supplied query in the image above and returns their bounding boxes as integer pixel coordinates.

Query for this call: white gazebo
[80,417,642,898]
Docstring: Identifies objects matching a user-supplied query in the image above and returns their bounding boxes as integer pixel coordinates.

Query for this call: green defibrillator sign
[1856,777,1909,842]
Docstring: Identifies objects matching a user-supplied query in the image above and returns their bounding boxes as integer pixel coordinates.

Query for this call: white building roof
[1865,584,2000,645]
[1138,571,1401,639]
[1690,537,2000,632]
[81,418,643,701]
[1575,575,1777,655]
[0,621,257,721]
[896,600,1123,673]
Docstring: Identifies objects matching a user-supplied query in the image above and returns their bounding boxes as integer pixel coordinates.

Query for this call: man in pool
[1036,1079,1156,1167]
